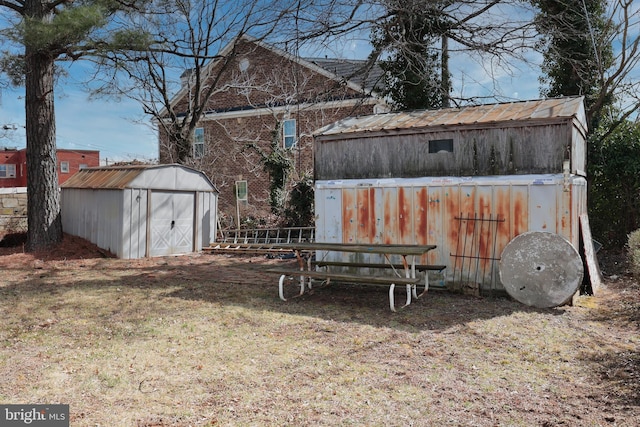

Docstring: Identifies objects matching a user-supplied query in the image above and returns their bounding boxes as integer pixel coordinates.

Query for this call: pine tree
[0,0,149,251]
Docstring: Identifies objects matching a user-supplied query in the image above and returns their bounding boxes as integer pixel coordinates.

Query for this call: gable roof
[167,35,383,116]
[303,57,384,93]
[314,96,587,139]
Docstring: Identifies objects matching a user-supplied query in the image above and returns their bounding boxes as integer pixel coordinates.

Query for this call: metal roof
[60,164,217,191]
[61,165,149,189]
[314,96,586,138]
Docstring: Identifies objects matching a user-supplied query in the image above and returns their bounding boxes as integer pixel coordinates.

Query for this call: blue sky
[0,32,542,164]
[1,82,158,163]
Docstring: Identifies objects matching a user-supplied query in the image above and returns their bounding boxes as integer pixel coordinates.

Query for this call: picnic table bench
[263,242,442,311]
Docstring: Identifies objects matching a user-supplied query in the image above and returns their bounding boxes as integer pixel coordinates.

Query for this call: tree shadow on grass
[3,250,637,417]
[0,249,559,332]
[579,279,640,410]
[151,254,564,332]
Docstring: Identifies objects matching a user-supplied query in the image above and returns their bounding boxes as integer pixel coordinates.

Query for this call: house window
[235,180,248,201]
[60,161,70,173]
[429,138,454,153]
[0,164,16,178]
[283,119,296,149]
[194,127,205,158]
[79,164,88,170]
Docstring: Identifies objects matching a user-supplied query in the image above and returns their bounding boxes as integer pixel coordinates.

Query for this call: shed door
[150,191,194,257]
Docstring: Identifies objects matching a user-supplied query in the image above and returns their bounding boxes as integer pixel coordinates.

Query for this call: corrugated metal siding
[315,174,587,290]
[198,191,217,248]
[61,189,125,257]
[122,188,147,259]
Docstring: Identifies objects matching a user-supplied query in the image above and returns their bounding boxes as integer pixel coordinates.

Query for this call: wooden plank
[265,242,436,256]
[579,214,602,295]
[311,261,446,271]
[264,269,421,285]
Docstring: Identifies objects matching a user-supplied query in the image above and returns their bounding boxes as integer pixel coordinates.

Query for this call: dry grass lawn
[0,234,639,426]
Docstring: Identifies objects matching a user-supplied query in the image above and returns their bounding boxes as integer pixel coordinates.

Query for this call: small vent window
[429,138,453,153]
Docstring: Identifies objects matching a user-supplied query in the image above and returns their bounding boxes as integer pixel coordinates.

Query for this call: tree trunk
[441,34,450,108]
[24,44,63,251]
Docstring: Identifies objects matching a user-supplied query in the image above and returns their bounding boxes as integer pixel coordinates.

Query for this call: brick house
[0,148,100,188]
[159,35,387,226]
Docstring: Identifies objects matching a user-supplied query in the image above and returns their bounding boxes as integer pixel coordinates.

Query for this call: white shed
[61,164,218,259]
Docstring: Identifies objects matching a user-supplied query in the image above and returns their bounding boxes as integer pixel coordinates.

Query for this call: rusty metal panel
[382,186,399,245]
[61,164,218,192]
[426,186,444,265]
[341,187,357,244]
[355,185,378,264]
[398,186,414,245]
[493,186,512,265]
[444,183,461,266]
[510,185,528,238]
[413,187,428,246]
[374,187,385,245]
[476,184,496,282]
[356,186,377,244]
[314,174,587,290]
[61,167,145,189]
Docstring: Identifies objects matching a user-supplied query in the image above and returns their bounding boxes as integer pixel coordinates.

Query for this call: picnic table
[263,242,443,311]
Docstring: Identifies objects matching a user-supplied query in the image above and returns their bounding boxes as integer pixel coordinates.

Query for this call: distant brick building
[0,148,100,188]
[159,35,387,225]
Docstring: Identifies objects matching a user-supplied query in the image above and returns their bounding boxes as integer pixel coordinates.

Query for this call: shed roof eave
[60,164,218,193]
[314,116,581,142]
[313,96,587,139]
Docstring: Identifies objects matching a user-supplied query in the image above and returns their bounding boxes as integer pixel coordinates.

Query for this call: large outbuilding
[312,96,599,298]
[61,164,218,259]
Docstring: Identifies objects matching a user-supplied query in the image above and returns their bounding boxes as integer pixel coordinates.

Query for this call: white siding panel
[199,191,218,248]
[61,189,124,257]
[529,180,557,233]
[122,188,147,259]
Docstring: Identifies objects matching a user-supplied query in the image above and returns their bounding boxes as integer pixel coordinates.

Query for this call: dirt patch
[0,236,638,426]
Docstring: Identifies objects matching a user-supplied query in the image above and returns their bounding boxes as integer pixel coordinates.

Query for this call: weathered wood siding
[315,122,580,180]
